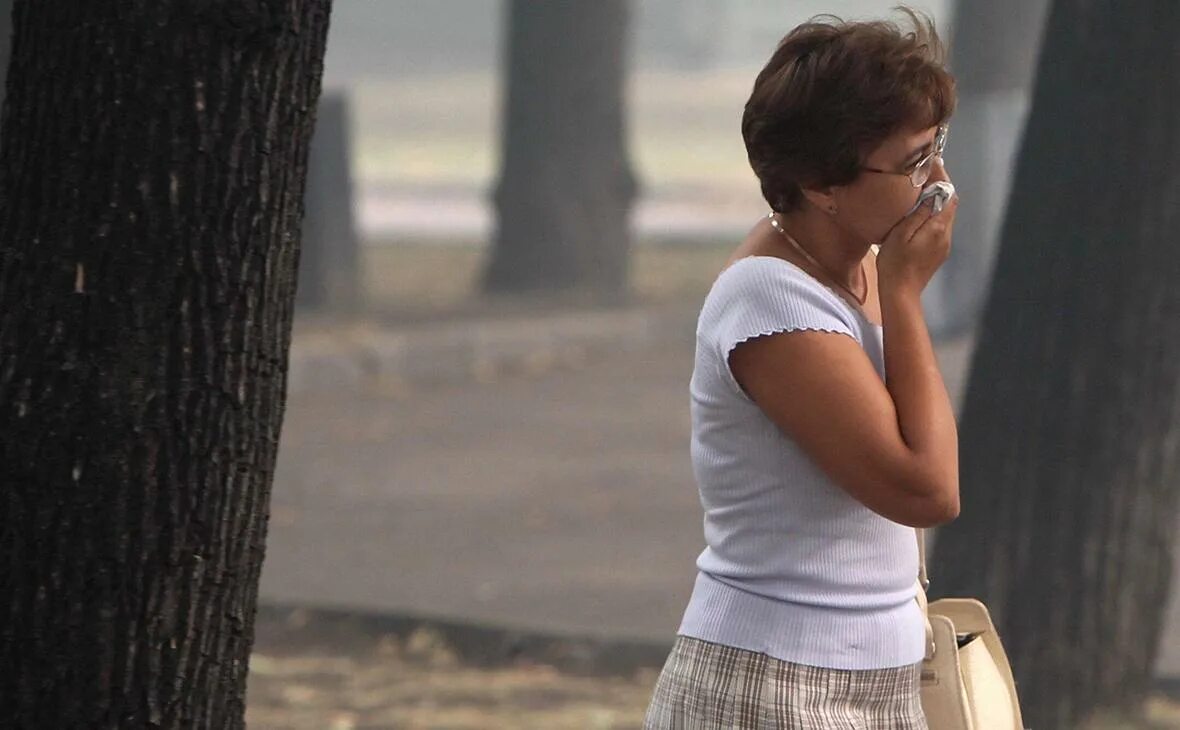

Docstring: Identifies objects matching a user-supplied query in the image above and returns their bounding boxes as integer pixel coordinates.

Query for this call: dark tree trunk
[483,0,638,301]
[929,2,1180,727]
[0,2,331,728]
[297,90,360,313]
[923,0,1049,336]
[0,0,13,139]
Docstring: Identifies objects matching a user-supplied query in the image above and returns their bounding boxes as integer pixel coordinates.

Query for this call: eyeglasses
[862,124,948,188]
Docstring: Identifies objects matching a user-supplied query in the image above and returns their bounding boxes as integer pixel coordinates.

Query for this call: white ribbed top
[677,255,925,670]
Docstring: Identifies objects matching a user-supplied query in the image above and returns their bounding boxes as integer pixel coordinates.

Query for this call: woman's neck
[775,206,871,288]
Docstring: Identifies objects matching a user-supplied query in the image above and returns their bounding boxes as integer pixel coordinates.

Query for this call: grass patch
[348,70,758,192]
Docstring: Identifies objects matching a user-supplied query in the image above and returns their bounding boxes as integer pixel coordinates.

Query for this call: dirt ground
[245,608,656,730]
[244,609,1180,730]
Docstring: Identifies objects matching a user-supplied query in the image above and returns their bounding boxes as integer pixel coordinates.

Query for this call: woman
[644,9,959,729]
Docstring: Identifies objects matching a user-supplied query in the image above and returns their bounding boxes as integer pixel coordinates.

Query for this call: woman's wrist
[878,275,926,313]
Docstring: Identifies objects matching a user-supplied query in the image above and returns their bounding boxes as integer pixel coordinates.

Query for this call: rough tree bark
[929,2,1180,727]
[0,2,331,728]
[483,0,638,301]
[922,0,1049,336]
[0,0,12,135]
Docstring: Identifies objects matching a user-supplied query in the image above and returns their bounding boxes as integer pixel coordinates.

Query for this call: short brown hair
[743,7,956,212]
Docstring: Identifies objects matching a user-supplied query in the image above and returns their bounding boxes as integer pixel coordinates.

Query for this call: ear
[800,186,839,215]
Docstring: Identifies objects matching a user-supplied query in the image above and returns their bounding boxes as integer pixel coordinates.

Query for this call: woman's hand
[876,193,959,295]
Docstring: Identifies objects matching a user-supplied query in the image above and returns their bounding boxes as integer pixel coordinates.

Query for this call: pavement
[285,302,698,395]
[260,300,1180,680]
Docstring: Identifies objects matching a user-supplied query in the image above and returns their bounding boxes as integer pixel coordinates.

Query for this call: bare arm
[880,282,959,520]
[729,322,957,528]
[729,191,961,528]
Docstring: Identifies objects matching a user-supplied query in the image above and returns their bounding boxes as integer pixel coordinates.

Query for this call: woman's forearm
[880,283,960,506]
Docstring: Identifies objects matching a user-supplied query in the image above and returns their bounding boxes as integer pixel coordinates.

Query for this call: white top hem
[677,571,927,670]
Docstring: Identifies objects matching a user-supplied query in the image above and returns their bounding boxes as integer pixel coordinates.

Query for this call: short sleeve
[704,257,861,389]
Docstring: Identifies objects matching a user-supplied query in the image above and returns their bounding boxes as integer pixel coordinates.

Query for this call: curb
[255,603,672,679]
[286,304,699,394]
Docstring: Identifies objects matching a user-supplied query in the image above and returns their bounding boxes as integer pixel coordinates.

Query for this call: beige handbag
[916,529,1026,729]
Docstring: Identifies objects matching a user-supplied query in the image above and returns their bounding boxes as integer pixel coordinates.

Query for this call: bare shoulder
[722,216,801,271]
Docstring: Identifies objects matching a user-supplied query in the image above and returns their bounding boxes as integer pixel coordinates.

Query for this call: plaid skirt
[643,636,927,729]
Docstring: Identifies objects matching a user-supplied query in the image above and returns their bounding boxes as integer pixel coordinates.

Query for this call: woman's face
[832,124,950,245]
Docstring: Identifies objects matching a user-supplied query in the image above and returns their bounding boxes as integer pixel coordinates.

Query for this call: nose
[929,156,950,184]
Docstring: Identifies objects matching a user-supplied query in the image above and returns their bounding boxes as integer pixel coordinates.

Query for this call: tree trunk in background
[0,2,331,727]
[297,91,361,313]
[922,0,1049,336]
[484,0,638,301]
[929,2,1180,727]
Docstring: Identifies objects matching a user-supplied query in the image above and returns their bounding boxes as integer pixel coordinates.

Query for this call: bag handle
[916,528,935,660]
[917,527,929,591]
[916,531,1026,728]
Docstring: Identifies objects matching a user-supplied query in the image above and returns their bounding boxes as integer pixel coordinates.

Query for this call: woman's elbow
[887,473,959,527]
[916,492,959,527]
[853,467,960,527]
[905,486,960,527]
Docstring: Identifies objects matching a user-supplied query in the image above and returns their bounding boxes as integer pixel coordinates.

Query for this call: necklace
[767,211,868,306]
